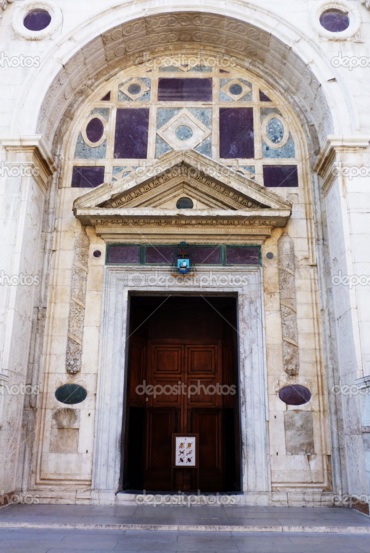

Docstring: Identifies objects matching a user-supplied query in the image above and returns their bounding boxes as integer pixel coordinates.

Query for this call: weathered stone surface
[284,411,314,455]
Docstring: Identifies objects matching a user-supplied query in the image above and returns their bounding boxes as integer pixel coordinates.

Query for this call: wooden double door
[123,296,241,492]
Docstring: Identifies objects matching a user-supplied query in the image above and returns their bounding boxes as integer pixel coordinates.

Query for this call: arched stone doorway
[5,9,368,506]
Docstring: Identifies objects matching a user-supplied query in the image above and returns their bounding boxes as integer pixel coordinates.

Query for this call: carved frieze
[102,164,261,210]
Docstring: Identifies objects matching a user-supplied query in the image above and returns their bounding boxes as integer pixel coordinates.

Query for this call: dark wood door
[123,296,240,492]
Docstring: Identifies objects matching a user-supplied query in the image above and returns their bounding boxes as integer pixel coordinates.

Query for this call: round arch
[12,6,357,161]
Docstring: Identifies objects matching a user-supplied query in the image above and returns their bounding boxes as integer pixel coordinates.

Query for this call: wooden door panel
[191,409,224,491]
[144,408,178,490]
[126,317,239,492]
[148,343,184,409]
[187,345,218,374]
[150,344,183,377]
[186,343,222,408]
[187,378,221,408]
[149,379,184,407]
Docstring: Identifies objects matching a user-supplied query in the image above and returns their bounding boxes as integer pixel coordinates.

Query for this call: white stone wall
[0,0,369,506]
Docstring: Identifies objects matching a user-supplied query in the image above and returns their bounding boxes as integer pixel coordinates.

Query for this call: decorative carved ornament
[73,150,292,242]
[66,228,89,375]
[278,234,300,376]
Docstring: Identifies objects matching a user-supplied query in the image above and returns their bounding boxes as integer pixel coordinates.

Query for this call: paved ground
[1,529,370,553]
[0,505,370,552]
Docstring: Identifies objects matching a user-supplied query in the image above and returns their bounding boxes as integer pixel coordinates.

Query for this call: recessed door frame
[92,265,270,501]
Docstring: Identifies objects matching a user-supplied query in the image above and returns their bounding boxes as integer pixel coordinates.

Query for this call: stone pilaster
[315,136,370,504]
[0,136,55,494]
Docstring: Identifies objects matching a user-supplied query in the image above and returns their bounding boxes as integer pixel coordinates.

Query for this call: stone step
[0,521,370,535]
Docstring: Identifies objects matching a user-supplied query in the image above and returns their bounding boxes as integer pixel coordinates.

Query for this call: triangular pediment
[73,150,291,242]
[74,150,291,211]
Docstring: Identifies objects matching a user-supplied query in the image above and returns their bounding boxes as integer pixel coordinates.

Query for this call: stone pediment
[73,150,292,242]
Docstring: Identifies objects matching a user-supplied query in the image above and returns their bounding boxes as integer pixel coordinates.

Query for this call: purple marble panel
[226,246,260,265]
[146,246,175,264]
[107,245,141,264]
[114,109,149,159]
[71,166,105,188]
[190,246,221,265]
[101,92,111,101]
[219,108,254,159]
[259,90,272,102]
[263,165,298,187]
[158,78,212,101]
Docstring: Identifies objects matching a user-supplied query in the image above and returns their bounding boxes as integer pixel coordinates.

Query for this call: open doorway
[122,295,241,493]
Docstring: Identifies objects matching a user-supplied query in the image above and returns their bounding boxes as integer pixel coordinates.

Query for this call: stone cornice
[1,135,57,188]
[74,207,291,243]
[1,135,56,172]
[75,207,291,226]
[314,135,370,177]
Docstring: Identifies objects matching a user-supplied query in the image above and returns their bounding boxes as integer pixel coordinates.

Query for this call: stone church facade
[1,0,370,509]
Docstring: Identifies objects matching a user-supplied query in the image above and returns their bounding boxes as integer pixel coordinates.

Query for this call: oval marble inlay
[86,118,105,143]
[175,125,194,141]
[55,384,87,405]
[229,83,243,96]
[279,385,311,406]
[128,83,142,95]
[319,9,349,33]
[266,117,285,145]
[23,10,52,31]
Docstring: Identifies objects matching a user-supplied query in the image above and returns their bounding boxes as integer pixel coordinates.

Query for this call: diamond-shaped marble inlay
[157,109,211,150]
[221,79,251,101]
[119,78,149,101]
